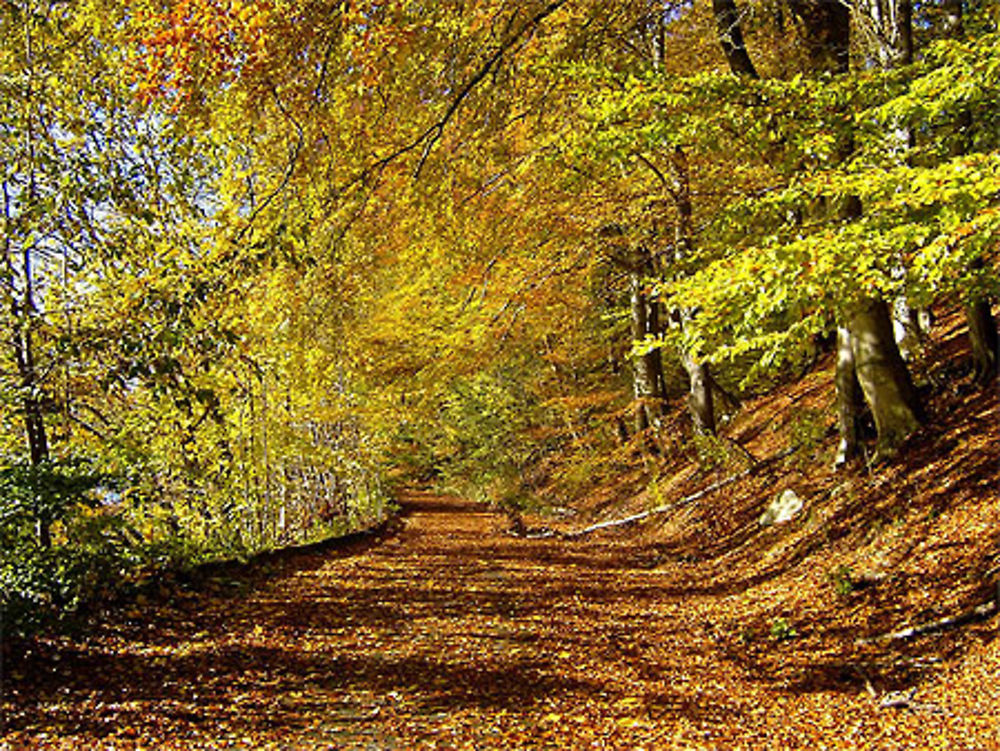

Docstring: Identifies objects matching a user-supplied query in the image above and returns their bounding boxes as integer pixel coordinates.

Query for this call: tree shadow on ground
[5,643,607,740]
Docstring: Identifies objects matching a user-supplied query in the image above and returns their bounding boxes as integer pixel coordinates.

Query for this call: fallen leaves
[3,471,999,749]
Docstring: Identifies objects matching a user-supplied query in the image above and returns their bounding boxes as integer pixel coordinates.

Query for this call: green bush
[827,564,855,597]
[1,511,148,638]
[788,407,828,458]
[0,459,143,638]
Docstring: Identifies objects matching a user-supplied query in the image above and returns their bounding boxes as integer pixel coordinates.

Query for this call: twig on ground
[563,446,796,538]
[851,664,878,698]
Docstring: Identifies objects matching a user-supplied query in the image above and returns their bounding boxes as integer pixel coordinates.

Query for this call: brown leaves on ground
[3,483,998,749]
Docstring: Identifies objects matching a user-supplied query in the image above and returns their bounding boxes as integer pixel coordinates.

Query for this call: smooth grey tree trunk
[681,352,716,435]
[11,313,51,548]
[848,298,923,458]
[3,26,51,546]
[861,0,927,362]
[941,6,1000,386]
[966,294,999,385]
[788,1,923,461]
[669,146,717,436]
[834,326,862,467]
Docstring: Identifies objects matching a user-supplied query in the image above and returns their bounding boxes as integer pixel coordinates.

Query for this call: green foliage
[553,450,618,502]
[827,565,856,597]
[690,432,749,473]
[2,0,997,640]
[691,432,730,472]
[560,21,1000,391]
[0,0,392,640]
[0,460,142,637]
[769,617,798,642]
[433,366,549,507]
[0,459,111,537]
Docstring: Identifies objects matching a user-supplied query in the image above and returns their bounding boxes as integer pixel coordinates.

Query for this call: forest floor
[2,313,999,749]
[2,484,998,749]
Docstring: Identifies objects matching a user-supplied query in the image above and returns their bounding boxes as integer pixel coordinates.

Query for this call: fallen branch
[857,582,1000,645]
[562,446,796,538]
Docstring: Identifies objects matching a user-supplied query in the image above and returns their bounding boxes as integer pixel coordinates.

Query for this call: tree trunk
[788,1,924,462]
[681,352,716,435]
[939,7,999,386]
[669,146,717,436]
[966,296,999,386]
[5,210,51,546]
[834,326,862,466]
[848,298,922,458]
[4,18,52,546]
[11,322,51,547]
[614,415,630,446]
[786,0,851,74]
[708,370,741,416]
[629,246,665,438]
[861,0,925,362]
[711,0,759,78]
[892,296,925,363]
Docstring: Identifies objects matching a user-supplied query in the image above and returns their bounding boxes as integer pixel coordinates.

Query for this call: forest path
[3,489,997,748]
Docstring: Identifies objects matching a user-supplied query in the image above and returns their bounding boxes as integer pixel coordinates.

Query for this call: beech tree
[941,0,999,384]
[683,0,1000,462]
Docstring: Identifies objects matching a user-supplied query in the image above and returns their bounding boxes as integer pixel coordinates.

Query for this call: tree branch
[711,0,759,78]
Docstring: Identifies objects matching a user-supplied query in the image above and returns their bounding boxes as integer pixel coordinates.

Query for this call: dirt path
[2,490,997,749]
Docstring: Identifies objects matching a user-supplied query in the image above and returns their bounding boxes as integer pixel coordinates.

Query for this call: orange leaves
[132,0,280,106]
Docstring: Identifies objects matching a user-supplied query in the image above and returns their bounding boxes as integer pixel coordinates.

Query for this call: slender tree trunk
[669,146,717,435]
[11,313,51,547]
[939,6,1000,386]
[834,326,862,467]
[966,270,999,385]
[681,352,716,435]
[647,298,667,402]
[630,267,651,435]
[629,246,665,438]
[786,0,851,74]
[848,297,923,458]
[861,0,927,361]
[711,0,759,78]
[614,415,630,446]
[967,299,998,385]
[705,0,766,437]
[787,1,924,460]
[892,298,925,362]
[10,320,49,466]
[708,370,741,416]
[7,17,52,548]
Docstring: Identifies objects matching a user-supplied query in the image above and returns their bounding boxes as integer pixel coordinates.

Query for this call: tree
[940,0,999,385]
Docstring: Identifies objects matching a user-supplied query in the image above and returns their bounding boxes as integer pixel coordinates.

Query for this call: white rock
[759,489,803,527]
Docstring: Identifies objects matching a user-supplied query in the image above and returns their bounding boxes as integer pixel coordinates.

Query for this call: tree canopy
[1,0,997,636]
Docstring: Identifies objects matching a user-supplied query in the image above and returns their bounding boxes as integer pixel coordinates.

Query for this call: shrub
[827,564,855,597]
[769,617,797,641]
